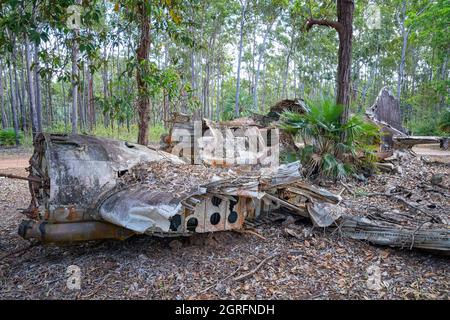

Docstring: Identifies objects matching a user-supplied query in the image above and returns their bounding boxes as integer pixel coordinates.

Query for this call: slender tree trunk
[282,29,295,99]
[13,56,24,132]
[397,0,409,101]
[24,37,38,137]
[163,42,169,127]
[71,48,79,134]
[70,0,81,134]
[61,81,68,132]
[8,62,20,145]
[254,21,273,111]
[0,60,7,128]
[87,59,94,131]
[46,66,53,124]
[439,54,448,109]
[78,85,84,132]
[34,44,43,133]
[261,56,267,111]
[216,58,221,121]
[234,1,246,117]
[135,2,151,145]
[102,49,110,128]
[19,47,27,131]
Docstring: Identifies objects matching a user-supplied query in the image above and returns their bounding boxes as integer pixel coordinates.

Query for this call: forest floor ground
[0,145,448,300]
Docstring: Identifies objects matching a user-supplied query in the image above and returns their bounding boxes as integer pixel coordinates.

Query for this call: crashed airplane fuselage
[19,133,301,242]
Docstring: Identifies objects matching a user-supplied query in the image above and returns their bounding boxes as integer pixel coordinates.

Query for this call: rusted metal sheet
[19,220,134,242]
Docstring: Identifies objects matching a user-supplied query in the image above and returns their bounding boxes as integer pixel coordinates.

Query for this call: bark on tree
[12,55,24,132]
[46,60,53,124]
[306,0,354,128]
[61,81,67,132]
[163,41,169,127]
[235,0,247,117]
[34,44,43,133]
[71,20,80,134]
[282,28,296,99]
[8,63,20,145]
[0,60,7,128]
[101,49,110,128]
[135,2,151,146]
[254,20,274,111]
[87,59,94,131]
[397,0,409,101]
[216,57,221,121]
[19,46,27,131]
[24,37,38,137]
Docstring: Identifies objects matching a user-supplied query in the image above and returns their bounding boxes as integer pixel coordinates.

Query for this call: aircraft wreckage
[8,128,448,254]
[18,132,342,242]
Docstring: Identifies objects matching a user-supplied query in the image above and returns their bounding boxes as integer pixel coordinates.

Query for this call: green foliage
[91,123,166,144]
[408,118,441,136]
[438,108,450,134]
[407,109,450,136]
[280,98,380,180]
[0,128,23,146]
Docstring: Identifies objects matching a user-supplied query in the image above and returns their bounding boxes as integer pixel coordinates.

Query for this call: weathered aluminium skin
[20,133,264,242]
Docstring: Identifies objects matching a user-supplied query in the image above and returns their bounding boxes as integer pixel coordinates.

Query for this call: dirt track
[0,148,448,300]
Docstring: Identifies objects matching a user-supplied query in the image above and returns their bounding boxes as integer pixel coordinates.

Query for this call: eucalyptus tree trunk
[397,0,409,101]
[24,37,38,137]
[79,67,85,131]
[70,0,81,134]
[216,57,221,121]
[34,44,43,133]
[87,59,94,131]
[335,0,354,125]
[13,55,24,131]
[307,0,354,128]
[0,60,7,128]
[61,81,67,132]
[102,48,110,128]
[71,33,79,135]
[282,28,295,99]
[261,57,267,111]
[162,40,169,127]
[253,21,273,111]
[8,62,20,145]
[234,0,247,117]
[19,47,27,131]
[189,16,197,102]
[135,2,151,145]
[46,62,53,124]
[439,55,448,109]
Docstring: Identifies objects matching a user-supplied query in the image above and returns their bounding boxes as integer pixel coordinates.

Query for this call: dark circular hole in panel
[186,217,198,232]
[210,212,221,225]
[169,214,182,231]
[229,196,239,212]
[211,196,222,207]
[228,211,238,224]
